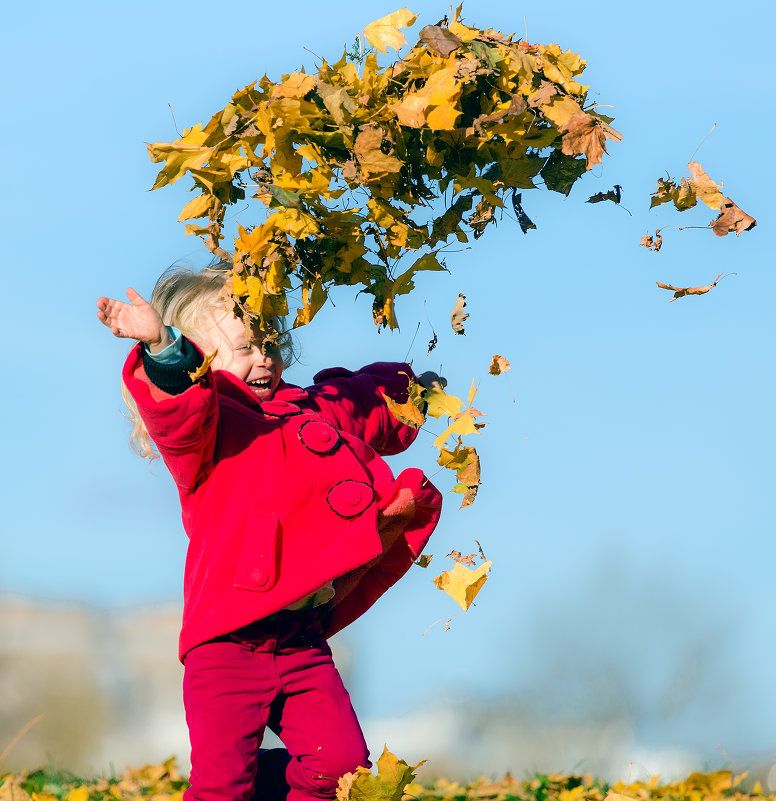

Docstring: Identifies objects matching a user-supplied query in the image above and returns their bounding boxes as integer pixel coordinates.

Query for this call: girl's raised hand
[96,288,171,352]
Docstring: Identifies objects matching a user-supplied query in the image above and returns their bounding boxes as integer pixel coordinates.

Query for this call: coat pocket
[233,511,280,592]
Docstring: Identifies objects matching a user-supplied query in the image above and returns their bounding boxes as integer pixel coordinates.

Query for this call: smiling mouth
[248,378,273,395]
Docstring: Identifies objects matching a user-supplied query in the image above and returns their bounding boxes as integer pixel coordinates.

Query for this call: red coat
[123,346,442,660]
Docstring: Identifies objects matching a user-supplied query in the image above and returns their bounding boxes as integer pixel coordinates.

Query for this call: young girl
[96,267,443,801]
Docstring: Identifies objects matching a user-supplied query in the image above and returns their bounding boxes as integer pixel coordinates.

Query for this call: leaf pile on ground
[3,757,775,801]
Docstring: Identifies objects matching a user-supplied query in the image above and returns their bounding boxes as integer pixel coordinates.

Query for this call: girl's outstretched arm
[96,288,171,353]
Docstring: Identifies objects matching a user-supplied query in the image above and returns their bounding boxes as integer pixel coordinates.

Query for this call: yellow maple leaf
[316,80,358,127]
[687,161,724,210]
[392,93,431,128]
[147,125,212,189]
[337,745,423,801]
[188,349,218,381]
[382,392,426,429]
[438,439,480,508]
[363,8,419,54]
[427,102,462,130]
[294,281,327,327]
[447,5,480,42]
[431,381,484,449]
[271,72,317,99]
[178,193,215,222]
[354,126,403,175]
[433,560,491,610]
[536,94,582,128]
[424,387,463,419]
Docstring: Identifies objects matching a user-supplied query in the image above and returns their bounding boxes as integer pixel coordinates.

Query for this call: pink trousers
[182,609,370,801]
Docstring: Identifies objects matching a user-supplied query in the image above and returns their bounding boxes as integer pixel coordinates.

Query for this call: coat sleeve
[307,362,420,455]
[122,342,219,492]
[321,467,443,638]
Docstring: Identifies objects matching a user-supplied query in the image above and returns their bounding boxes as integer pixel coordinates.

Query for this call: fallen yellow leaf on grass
[337,745,423,801]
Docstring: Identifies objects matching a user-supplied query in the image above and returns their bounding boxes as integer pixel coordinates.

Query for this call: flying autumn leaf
[419,24,464,57]
[587,185,621,204]
[437,438,481,507]
[188,349,218,381]
[656,272,735,301]
[511,191,536,233]
[433,560,492,611]
[336,746,424,801]
[560,112,623,170]
[382,375,426,428]
[712,198,757,237]
[353,125,403,175]
[687,162,724,210]
[450,293,469,335]
[363,8,419,53]
[382,392,426,428]
[424,386,464,419]
[433,382,485,450]
[446,550,477,566]
[489,355,511,375]
[649,162,756,239]
[640,231,663,252]
[415,554,433,568]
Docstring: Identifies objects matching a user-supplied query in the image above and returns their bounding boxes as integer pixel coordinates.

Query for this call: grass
[1,759,774,801]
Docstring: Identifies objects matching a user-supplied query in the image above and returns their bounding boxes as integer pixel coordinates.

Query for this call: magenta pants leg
[182,610,370,801]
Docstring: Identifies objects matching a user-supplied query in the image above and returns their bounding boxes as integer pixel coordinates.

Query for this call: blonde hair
[123,264,295,458]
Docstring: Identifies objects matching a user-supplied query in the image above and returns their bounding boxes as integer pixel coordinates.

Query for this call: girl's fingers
[126,287,149,307]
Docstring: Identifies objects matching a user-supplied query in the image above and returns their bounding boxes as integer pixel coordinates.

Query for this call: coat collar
[213,371,309,416]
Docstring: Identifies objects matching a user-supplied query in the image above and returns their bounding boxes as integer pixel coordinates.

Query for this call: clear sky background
[2,0,774,778]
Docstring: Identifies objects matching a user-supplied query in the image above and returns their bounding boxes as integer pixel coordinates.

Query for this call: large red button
[298,420,342,455]
[260,400,302,417]
[327,480,375,519]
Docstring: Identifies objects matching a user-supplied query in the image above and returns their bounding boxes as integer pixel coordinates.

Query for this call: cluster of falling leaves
[147,5,620,339]
[640,160,756,301]
[381,292,511,614]
[5,754,772,801]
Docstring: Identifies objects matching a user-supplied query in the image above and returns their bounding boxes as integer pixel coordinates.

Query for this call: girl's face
[205,312,283,401]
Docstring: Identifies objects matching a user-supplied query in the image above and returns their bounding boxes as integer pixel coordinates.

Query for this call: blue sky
[2,0,774,774]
